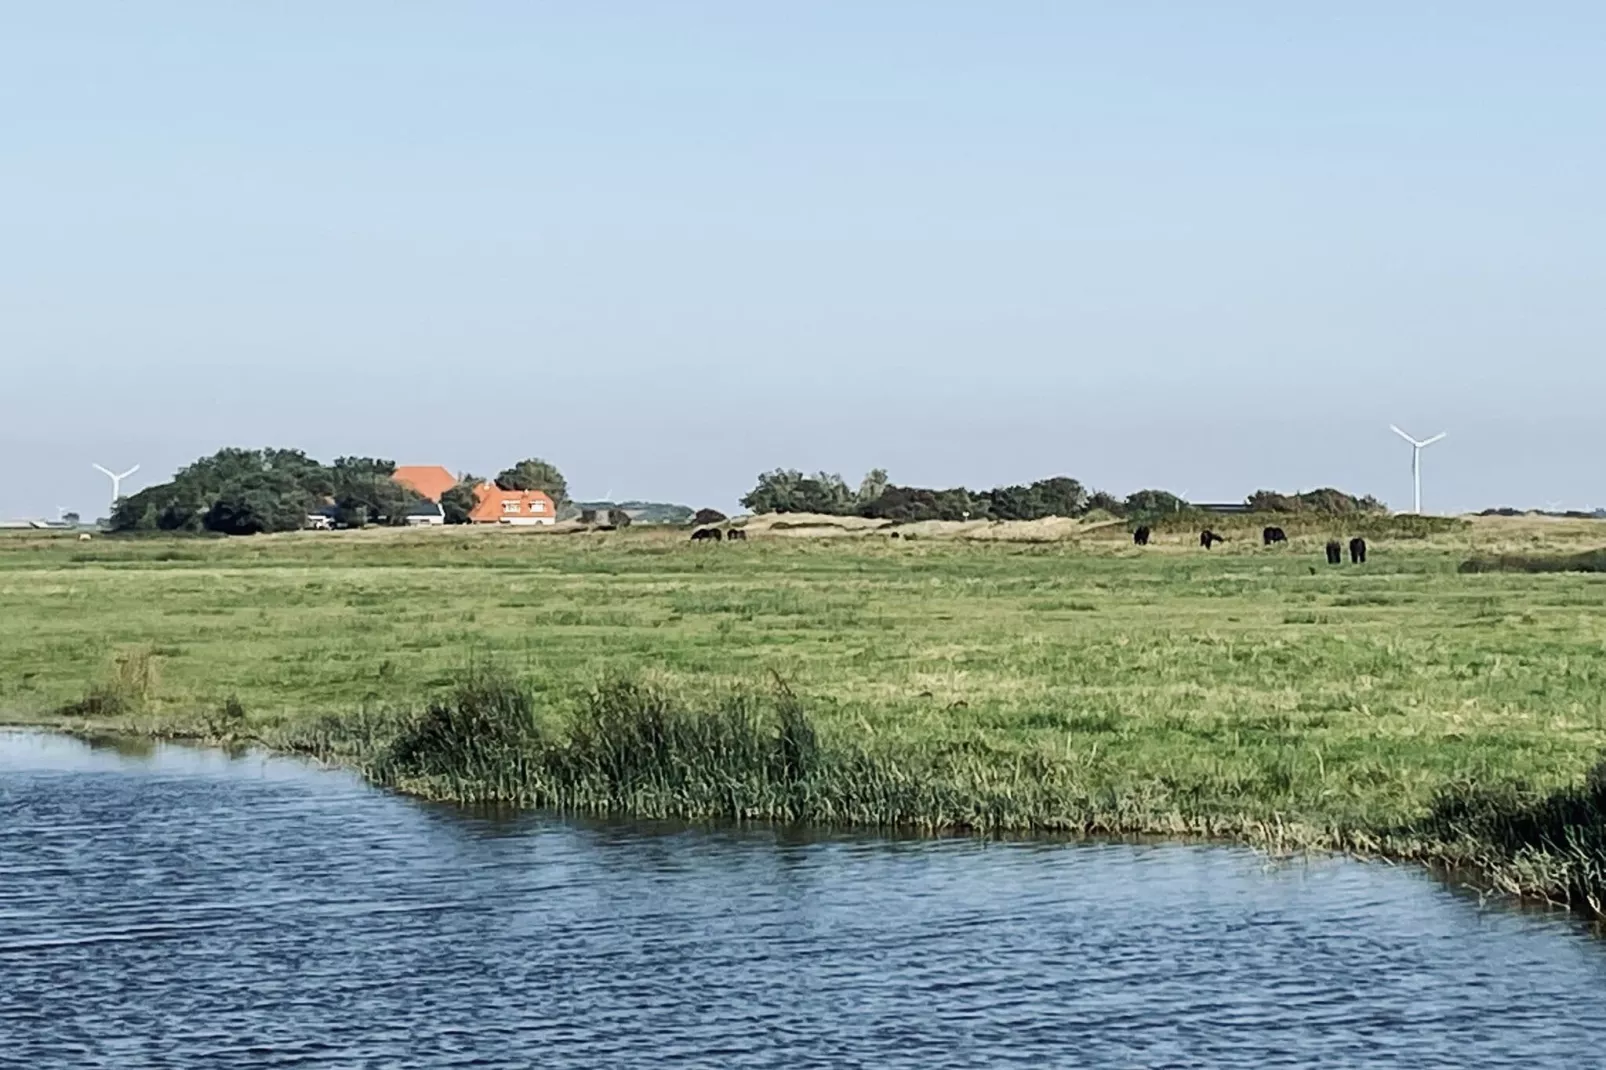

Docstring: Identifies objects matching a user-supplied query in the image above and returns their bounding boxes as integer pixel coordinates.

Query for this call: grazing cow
[1200,529,1224,549]
[1349,537,1367,564]
[1133,526,1151,546]
[690,527,723,542]
[1325,540,1342,565]
[727,528,748,541]
[1263,526,1287,546]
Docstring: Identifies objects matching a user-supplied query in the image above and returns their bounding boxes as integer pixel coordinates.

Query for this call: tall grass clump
[369,673,831,816]
[54,648,160,718]
[368,672,541,801]
[362,672,1286,834]
[551,678,822,818]
[1412,760,1606,914]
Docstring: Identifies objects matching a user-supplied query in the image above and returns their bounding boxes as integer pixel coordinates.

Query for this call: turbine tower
[92,463,140,510]
[1389,426,1446,515]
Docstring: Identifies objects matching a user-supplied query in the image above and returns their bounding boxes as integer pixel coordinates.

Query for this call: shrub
[1245,488,1387,515]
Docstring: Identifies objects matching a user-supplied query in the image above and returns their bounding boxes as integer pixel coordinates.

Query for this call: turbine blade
[1420,433,1447,447]
[92,464,114,478]
[1389,426,1419,445]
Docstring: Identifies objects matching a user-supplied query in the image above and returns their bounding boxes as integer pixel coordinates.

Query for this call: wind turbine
[92,463,140,509]
[1389,427,1446,515]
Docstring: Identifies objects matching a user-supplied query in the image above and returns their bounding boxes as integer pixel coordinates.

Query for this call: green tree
[856,468,890,504]
[204,470,316,535]
[440,480,481,525]
[1083,491,1126,517]
[692,507,728,526]
[496,458,568,504]
[330,457,423,527]
[858,485,980,522]
[110,447,336,534]
[1123,489,1188,519]
[1025,477,1087,518]
[741,470,854,515]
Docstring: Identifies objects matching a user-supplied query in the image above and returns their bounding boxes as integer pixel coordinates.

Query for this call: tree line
[111,449,570,535]
[738,469,1386,523]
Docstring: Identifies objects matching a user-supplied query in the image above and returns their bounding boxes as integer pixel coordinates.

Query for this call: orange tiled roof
[469,482,556,523]
[391,465,459,503]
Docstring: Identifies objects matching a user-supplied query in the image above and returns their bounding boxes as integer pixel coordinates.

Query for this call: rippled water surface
[4,731,1606,1068]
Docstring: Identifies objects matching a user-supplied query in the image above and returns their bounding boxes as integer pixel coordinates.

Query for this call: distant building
[391,465,459,503]
[468,483,556,526]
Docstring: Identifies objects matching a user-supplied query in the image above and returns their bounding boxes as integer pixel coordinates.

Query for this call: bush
[985,477,1088,521]
[858,485,980,522]
[1245,488,1387,515]
[1123,489,1188,519]
[692,508,729,526]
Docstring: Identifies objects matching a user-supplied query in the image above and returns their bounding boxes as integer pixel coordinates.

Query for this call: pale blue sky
[4,3,1603,518]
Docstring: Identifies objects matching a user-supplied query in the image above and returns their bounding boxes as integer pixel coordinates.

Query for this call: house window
[502,500,519,514]
[531,500,545,513]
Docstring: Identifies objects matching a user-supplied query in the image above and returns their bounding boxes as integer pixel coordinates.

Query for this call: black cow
[690,527,723,542]
[1349,537,1367,564]
[1133,526,1151,546]
[1200,529,1224,549]
[727,528,748,541]
[1263,526,1287,546]
[1325,540,1342,565]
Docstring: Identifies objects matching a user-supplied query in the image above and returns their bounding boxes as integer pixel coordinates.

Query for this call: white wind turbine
[1389,426,1446,515]
[92,463,140,510]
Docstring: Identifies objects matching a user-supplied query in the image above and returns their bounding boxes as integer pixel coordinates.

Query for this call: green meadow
[5,516,1606,909]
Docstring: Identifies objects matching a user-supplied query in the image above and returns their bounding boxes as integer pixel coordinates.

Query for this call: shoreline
[5,710,1595,923]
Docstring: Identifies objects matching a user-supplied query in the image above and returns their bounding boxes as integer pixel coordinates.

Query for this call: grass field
[5,515,1606,908]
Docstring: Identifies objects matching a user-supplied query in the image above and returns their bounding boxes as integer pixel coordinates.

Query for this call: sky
[4,3,1604,519]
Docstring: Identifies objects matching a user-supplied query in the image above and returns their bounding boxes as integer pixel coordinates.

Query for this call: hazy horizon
[5,5,1604,519]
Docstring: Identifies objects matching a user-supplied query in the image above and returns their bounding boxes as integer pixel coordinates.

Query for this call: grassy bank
[1460,548,1606,574]
[5,515,1606,912]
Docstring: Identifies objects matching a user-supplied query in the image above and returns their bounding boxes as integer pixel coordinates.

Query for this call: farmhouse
[468,482,556,526]
[388,465,557,526]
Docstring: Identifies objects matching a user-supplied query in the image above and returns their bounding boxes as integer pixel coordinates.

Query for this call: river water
[3,731,1605,1068]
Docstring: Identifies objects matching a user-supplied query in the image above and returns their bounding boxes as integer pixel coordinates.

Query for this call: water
[3,732,1605,1068]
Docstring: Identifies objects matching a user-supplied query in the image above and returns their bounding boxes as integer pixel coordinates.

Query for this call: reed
[1409,764,1606,914]
[54,648,159,718]
[351,669,1606,918]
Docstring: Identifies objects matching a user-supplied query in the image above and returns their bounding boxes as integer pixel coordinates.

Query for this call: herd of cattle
[1132,524,1368,563]
[690,523,1371,563]
[684,526,745,543]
